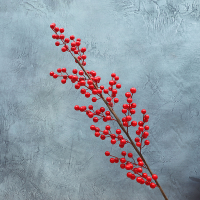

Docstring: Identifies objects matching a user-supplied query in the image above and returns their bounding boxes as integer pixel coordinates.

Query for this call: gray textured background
[0,0,200,199]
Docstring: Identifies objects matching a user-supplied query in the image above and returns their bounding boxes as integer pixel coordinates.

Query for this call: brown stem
[72,55,168,200]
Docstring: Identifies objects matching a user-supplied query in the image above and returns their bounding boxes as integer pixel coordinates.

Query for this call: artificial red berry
[142,132,149,138]
[136,142,141,147]
[130,174,136,180]
[97,89,102,94]
[125,92,131,98]
[136,130,141,135]
[120,158,126,163]
[65,38,70,43]
[131,121,137,126]
[114,98,119,103]
[93,117,98,123]
[116,129,121,134]
[123,122,128,127]
[121,151,126,156]
[138,161,144,166]
[59,34,65,39]
[116,83,121,89]
[50,71,54,76]
[71,42,76,47]
[105,151,110,156]
[63,75,68,79]
[85,92,90,98]
[106,97,111,102]
[82,55,87,60]
[137,157,142,162]
[127,172,132,178]
[128,153,133,158]
[130,109,135,114]
[103,130,109,135]
[144,125,149,130]
[95,132,100,137]
[76,41,81,46]
[81,47,86,53]
[135,137,140,142]
[95,110,101,115]
[142,173,148,178]
[109,80,114,86]
[56,35,59,39]
[112,89,117,94]
[92,89,98,95]
[137,167,143,173]
[61,46,68,52]
[90,125,95,130]
[150,183,156,189]
[122,109,127,114]
[141,109,146,114]
[88,112,94,118]
[106,116,111,121]
[114,158,119,163]
[120,139,126,145]
[138,121,144,126]
[111,134,116,139]
[55,41,60,46]
[119,144,124,148]
[103,89,109,94]
[145,114,149,119]
[54,27,59,32]
[120,164,125,169]
[70,35,75,40]
[114,76,119,81]
[138,126,144,132]
[136,177,142,183]
[110,158,115,163]
[74,105,79,110]
[111,139,116,144]
[145,181,150,185]
[152,174,158,180]
[100,135,106,140]
[76,38,81,41]
[52,34,57,39]
[131,103,136,108]
[130,87,136,93]
[146,176,152,182]
[92,97,97,102]
[127,98,132,103]
[118,135,123,140]
[59,28,64,33]
[75,84,80,89]
[88,105,93,110]
[105,111,110,115]
[53,74,58,78]
[126,116,132,121]
[140,179,145,184]
[105,125,110,130]
[144,140,150,145]
[50,23,56,29]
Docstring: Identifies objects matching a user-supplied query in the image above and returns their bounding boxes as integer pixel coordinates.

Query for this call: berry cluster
[105,150,158,188]
[49,23,168,200]
[50,23,87,66]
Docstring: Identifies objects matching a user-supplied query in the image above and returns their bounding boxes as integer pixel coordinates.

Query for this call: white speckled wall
[0,0,200,199]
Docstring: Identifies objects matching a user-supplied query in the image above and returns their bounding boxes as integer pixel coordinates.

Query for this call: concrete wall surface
[0,0,200,199]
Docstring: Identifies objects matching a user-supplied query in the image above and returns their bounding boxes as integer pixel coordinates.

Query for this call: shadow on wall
[188,177,200,200]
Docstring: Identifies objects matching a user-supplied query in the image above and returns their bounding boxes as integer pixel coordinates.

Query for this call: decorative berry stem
[72,54,168,200]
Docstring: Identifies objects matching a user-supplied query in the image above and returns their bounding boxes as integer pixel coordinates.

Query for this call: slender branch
[72,55,168,200]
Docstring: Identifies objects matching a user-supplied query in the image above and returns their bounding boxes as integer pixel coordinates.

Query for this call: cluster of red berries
[49,23,157,190]
[50,23,87,66]
[105,150,158,188]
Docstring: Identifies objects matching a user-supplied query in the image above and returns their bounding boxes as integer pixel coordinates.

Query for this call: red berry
[61,68,66,72]
[126,115,132,121]
[144,140,150,145]
[120,139,126,145]
[125,92,131,98]
[70,35,75,40]
[120,164,125,169]
[114,158,119,163]
[103,89,109,94]
[136,177,142,183]
[54,27,59,32]
[145,181,150,185]
[128,153,133,158]
[131,103,136,108]
[122,109,127,114]
[92,89,98,95]
[146,176,152,182]
[127,172,132,178]
[80,88,86,94]
[53,74,58,79]
[61,46,68,52]
[116,129,121,134]
[76,41,81,46]
[119,144,124,148]
[136,130,141,135]
[131,121,137,126]
[59,28,64,33]
[88,112,94,118]
[114,98,119,103]
[76,38,81,42]
[144,125,149,130]
[152,174,158,180]
[115,76,119,81]
[50,23,56,29]
[75,84,80,89]
[150,183,156,189]
[105,151,110,156]
[59,34,65,39]
[103,130,109,135]
[106,116,111,121]
[71,42,76,47]
[52,34,57,39]
[137,167,143,173]
[116,83,121,89]
[56,35,59,39]
[109,80,114,86]
[65,38,70,43]
[88,105,93,110]
[135,137,140,142]
[95,132,100,137]
[100,85,104,90]
[127,98,132,103]
[110,158,115,163]
[111,73,116,77]
[50,71,54,76]
[121,151,126,156]
[138,126,144,132]
[145,114,149,119]
[142,132,149,138]
[142,173,148,178]
[105,111,110,115]
[74,105,79,110]
[138,161,144,166]
[111,139,116,144]
[130,109,135,114]
[63,75,68,79]
[105,125,110,130]
[130,174,136,180]
[93,117,98,123]
[136,142,141,147]
[141,109,146,114]
[123,122,128,127]
[82,55,87,60]
[55,41,60,46]
[97,89,102,94]
[100,135,106,140]
[106,97,111,102]
[81,47,86,53]
[95,110,101,115]
[140,178,145,184]
[85,92,90,98]
[100,107,105,112]
[137,157,142,162]
[138,121,144,126]
[120,158,126,163]
[92,97,97,102]
[130,87,136,93]
[112,89,117,94]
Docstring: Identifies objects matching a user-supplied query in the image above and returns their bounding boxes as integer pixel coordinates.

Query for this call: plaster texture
[0,0,200,199]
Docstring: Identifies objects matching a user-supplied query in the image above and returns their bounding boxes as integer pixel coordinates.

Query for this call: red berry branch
[49,23,168,200]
